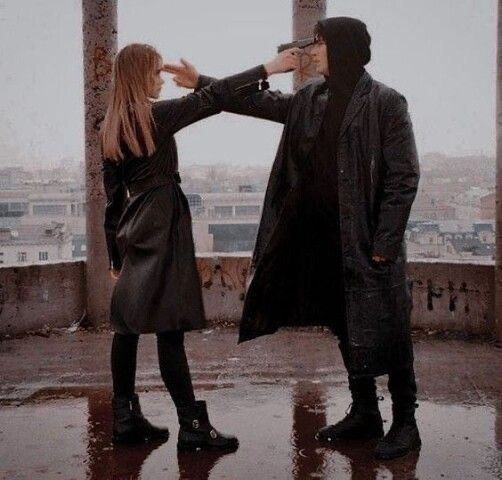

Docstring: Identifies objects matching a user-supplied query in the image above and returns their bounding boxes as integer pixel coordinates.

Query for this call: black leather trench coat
[200,71,420,377]
[102,66,269,335]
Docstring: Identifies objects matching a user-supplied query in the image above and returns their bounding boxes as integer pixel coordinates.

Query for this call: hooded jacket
[316,17,371,146]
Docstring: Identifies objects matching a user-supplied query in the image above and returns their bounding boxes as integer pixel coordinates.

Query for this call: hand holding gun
[277,37,315,53]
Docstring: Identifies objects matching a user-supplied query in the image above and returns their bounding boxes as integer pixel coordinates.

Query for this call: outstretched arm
[153,65,271,134]
[163,50,300,125]
[197,72,293,124]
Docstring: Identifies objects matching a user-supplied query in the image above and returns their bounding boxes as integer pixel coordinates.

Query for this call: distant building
[410,194,456,221]
[479,192,496,220]
[208,223,259,252]
[0,175,86,266]
[407,222,442,258]
[0,222,73,266]
[71,233,87,259]
[473,222,495,244]
[0,167,33,189]
[444,236,495,259]
[189,192,265,253]
[406,220,495,262]
[0,182,85,222]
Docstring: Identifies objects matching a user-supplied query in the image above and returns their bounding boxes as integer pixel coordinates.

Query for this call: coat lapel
[298,83,329,162]
[338,71,373,140]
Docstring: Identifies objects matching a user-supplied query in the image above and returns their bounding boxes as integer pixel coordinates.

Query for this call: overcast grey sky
[0,0,497,169]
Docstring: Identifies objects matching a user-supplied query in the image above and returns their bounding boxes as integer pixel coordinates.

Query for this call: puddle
[0,381,500,479]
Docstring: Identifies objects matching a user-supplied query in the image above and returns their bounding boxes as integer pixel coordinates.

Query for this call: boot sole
[177,440,239,452]
[112,432,169,445]
[316,428,384,442]
[316,433,383,443]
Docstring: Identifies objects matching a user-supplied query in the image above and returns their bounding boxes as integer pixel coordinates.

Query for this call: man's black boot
[375,405,421,459]
[177,400,239,451]
[316,377,384,442]
[130,394,170,441]
[375,365,421,459]
[112,395,169,445]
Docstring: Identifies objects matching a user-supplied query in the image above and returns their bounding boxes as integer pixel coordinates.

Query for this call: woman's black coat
[199,70,420,377]
[102,66,269,335]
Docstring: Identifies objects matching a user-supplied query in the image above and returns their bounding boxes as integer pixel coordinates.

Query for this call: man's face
[311,35,329,76]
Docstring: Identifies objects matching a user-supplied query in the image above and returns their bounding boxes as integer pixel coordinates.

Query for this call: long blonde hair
[101,44,162,161]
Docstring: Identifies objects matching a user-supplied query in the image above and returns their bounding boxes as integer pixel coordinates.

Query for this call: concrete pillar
[292,0,327,91]
[497,0,502,342]
[82,0,117,325]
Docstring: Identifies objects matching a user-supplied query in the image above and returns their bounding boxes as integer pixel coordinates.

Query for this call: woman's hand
[110,268,121,280]
[264,47,301,77]
[163,59,199,89]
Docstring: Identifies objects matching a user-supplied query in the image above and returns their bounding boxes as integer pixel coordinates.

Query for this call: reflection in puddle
[0,383,499,479]
[291,381,327,479]
[86,392,168,480]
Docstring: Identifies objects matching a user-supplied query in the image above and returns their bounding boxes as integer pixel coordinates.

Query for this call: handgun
[277,37,315,53]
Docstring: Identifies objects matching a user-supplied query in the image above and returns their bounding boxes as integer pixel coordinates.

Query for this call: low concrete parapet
[196,254,250,323]
[408,261,495,335]
[0,257,496,337]
[0,261,86,336]
[197,256,496,336]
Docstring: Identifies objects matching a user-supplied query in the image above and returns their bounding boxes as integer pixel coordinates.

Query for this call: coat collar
[338,70,373,139]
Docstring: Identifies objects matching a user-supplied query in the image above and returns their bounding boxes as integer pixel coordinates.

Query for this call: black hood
[315,17,371,96]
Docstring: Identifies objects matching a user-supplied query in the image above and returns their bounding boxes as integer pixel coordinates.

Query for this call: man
[167,16,420,459]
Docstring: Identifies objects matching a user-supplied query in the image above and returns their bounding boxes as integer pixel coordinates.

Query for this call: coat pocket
[346,287,394,349]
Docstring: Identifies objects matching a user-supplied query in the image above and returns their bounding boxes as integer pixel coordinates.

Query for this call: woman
[101,43,299,449]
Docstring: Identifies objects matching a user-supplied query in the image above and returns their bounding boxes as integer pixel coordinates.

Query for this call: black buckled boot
[130,394,170,441]
[316,376,384,442]
[112,396,144,445]
[112,395,169,445]
[375,404,421,459]
[177,400,239,451]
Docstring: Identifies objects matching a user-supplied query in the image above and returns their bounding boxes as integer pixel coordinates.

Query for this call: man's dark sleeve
[197,68,293,125]
[102,159,128,271]
[372,93,420,262]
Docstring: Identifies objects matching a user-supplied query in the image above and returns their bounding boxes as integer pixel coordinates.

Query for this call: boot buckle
[192,419,200,430]
[210,429,218,439]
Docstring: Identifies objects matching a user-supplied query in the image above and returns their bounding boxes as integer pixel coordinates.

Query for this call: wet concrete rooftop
[0,328,500,479]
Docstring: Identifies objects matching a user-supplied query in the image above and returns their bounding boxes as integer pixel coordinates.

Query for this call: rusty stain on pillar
[292,0,327,91]
[496,0,502,340]
[82,0,117,326]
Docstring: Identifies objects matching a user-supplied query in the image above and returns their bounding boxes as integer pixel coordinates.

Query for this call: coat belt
[127,172,181,196]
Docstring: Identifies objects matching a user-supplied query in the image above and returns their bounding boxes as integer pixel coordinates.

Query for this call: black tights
[111,331,196,409]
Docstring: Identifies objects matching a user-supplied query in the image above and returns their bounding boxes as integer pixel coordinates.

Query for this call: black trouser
[111,331,196,409]
[338,328,417,411]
